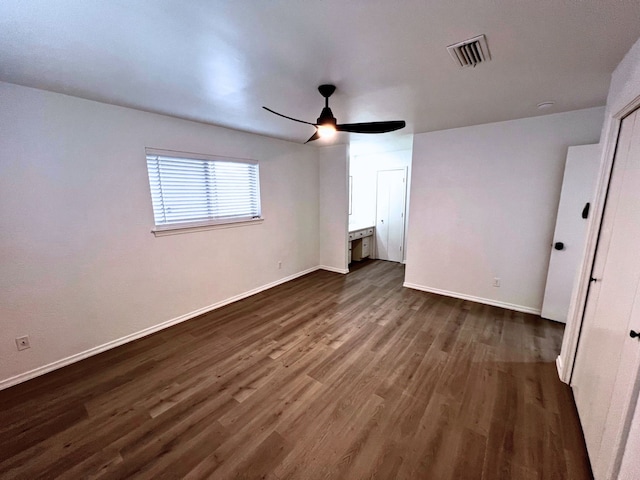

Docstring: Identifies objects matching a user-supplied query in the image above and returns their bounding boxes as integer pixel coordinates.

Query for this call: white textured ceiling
[1,1,639,145]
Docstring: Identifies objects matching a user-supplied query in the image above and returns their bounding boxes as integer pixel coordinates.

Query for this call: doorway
[348,145,413,269]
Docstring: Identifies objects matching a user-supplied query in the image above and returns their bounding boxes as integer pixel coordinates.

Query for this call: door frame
[374,167,408,262]
[559,97,640,477]
[560,96,640,382]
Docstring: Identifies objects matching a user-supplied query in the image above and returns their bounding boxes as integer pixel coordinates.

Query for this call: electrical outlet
[493,277,501,287]
[15,335,30,351]
[278,261,282,269]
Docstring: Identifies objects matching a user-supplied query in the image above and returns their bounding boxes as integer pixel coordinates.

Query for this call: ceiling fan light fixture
[263,84,406,143]
[317,124,337,138]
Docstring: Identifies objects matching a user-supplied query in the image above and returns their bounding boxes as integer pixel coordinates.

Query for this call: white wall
[404,107,604,313]
[318,145,349,273]
[0,82,320,387]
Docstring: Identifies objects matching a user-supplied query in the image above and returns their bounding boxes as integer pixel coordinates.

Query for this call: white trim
[145,147,257,165]
[320,265,349,274]
[403,282,542,315]
[152,218,264,237]
[0,266,321,391]
[559,120,619,384]
[556,355,564,379]
[560,97,640,385]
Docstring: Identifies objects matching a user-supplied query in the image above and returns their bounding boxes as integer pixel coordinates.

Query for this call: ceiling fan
[263,84,406,143]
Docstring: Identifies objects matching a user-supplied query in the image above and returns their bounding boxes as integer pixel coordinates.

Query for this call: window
[145,148,261,234]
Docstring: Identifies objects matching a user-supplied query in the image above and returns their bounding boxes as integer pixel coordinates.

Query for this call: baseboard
[319,265,349,274]
[0,266,322,391]
[402,282,542,315]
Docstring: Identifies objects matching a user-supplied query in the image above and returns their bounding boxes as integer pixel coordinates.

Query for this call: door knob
[631,330,640,339]
[554,242,565,251]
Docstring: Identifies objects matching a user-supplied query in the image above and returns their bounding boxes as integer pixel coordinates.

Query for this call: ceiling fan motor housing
[318,84,336,98]
[317,107,337,126]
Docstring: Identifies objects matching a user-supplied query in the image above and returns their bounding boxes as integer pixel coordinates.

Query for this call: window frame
[145,148,263,236]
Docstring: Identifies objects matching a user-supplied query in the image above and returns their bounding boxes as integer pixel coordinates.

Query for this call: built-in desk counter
[348,225,374,263]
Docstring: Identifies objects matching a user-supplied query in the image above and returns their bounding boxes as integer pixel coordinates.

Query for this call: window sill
[151,218,264,237]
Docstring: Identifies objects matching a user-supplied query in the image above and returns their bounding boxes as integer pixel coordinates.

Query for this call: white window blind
[145,149,261,231]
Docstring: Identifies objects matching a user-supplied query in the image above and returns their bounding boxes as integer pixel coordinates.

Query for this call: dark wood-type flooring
[0,260,592,479]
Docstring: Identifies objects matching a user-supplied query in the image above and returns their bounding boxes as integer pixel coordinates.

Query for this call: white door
[572,108,640,479]
[376,169,406,262]
[541,144,600,323]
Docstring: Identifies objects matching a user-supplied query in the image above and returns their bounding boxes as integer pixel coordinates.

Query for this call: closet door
[571,108,640,479]
[375,169,406,263]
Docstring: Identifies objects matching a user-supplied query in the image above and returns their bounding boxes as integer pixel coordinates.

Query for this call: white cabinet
[349,227,374,263]
[362,236,370,258]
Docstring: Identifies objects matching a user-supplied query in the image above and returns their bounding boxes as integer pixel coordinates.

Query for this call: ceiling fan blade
[304,130,320,144]
[262,107,316,126]
[336,120,406,134]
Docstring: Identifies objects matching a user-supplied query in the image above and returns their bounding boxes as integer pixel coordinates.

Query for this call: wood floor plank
[0,260,592,479]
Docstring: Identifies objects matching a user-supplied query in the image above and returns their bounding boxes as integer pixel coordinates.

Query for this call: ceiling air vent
[447,34,491,68]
